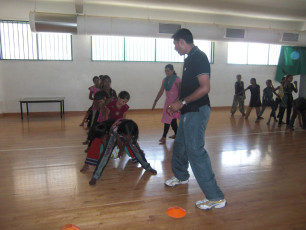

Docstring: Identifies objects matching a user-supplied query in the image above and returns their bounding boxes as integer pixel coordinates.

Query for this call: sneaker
[196,198,227,210]
[164,177,189,187]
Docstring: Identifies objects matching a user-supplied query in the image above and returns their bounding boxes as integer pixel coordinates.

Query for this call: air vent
[159,23,181,34]
[225,28,245,39]
[282,33,299,42]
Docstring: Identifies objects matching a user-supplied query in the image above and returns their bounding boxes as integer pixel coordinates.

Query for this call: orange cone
[166,206,186,218]
[61,224,81,230]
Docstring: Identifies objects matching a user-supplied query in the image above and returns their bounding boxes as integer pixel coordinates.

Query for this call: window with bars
[91,35,214,63]
[155,38,184,62]
[0,20,72,60]
[227,42,281,65]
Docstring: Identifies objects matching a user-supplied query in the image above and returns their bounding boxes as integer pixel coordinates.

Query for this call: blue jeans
[172,105,224,201]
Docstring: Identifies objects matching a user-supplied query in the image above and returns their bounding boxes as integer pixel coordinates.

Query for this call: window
[37,33,72,60]
[227,42,248,64]
[155,38,184,62]
[0,20,72,60]
[248,43,269,65]
[268,45,281,65]
[125,37,155,61]
[92,35,124,61]
[227,42,281,65]
[0,21,37,59]
[92,35,214,63]
[195,40,213,63]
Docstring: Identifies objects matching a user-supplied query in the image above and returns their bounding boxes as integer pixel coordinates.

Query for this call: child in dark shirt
[238,78,261,119]
[256,80,277,124]
[231,74,245,116]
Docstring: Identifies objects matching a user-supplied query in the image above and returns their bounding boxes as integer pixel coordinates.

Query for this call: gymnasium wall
[0,1,302,114]
[2,37,300,113]
[0,74,4,114]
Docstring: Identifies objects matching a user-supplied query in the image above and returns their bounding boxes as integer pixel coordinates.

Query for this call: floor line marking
[0,129,302,152]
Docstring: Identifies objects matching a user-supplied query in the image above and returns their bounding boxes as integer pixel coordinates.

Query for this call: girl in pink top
[152,64,181,144]
[80,76,101,127]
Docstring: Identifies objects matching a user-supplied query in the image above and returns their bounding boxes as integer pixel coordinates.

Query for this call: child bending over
[89,119,157,185]
[287,97,306,131]
[80,120,115,172]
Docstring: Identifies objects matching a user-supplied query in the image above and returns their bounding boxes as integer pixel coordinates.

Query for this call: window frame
[227,42,281,66]
[91,35,214,64]
[0,20,73,61]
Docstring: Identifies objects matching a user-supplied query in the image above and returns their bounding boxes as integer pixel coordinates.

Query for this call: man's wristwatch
[181,99,187,105]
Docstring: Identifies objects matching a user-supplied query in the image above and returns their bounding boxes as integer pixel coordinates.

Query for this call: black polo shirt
[180,46,210,114]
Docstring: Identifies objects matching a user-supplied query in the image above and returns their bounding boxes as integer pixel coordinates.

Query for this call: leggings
[92,134,152,180]
[162,119,178,138]
[278,95,293,125]
[257,101,276,119]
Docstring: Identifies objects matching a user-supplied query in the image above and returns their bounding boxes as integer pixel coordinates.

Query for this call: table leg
[20,102,23,120]
[63,100,65,114]
[60,101,63,118]
[26,103,29,116]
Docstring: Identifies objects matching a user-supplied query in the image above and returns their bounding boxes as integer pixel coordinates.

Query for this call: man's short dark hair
[172,28,193,44]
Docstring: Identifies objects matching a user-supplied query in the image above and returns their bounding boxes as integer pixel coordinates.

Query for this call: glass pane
[92,35,124,61]
[125,37,155,61]
[0,21,37,60]
[155,38,184,62]
[227,42,248,64]
[195,40,212,63]
[248,43,269,65]
[269,44,281,65]
[37,32,72,60]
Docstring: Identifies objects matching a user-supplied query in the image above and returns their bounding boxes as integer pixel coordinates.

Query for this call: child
[273,77,286,120]
[80,76,101,127]
[240,78,261,119]
[287,97,306,130]
[256,80,277,124]
[277,75,298,127]
[80,120,115,172]
[231,74,246,116]
[89,119,157,185]
[100,75,117,102]
[83,91,109,146]
[152,64,181,144]
[107,91,130,121]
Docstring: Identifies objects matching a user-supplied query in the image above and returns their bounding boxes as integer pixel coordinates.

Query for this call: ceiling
[84,0,306,21]
[28,0,306,32]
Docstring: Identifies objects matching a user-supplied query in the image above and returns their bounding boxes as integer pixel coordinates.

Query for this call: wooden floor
[0,109,305,230]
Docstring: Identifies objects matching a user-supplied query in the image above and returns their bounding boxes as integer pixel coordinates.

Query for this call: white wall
[0,65,4,114]
[0,0,302,113]
[0,37,301,113]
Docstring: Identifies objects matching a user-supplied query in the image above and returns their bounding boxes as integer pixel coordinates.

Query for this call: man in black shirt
[165,28,226,210]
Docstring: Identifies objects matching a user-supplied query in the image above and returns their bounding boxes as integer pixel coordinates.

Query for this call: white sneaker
[164,177,189,187]
[196,198,227,210]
